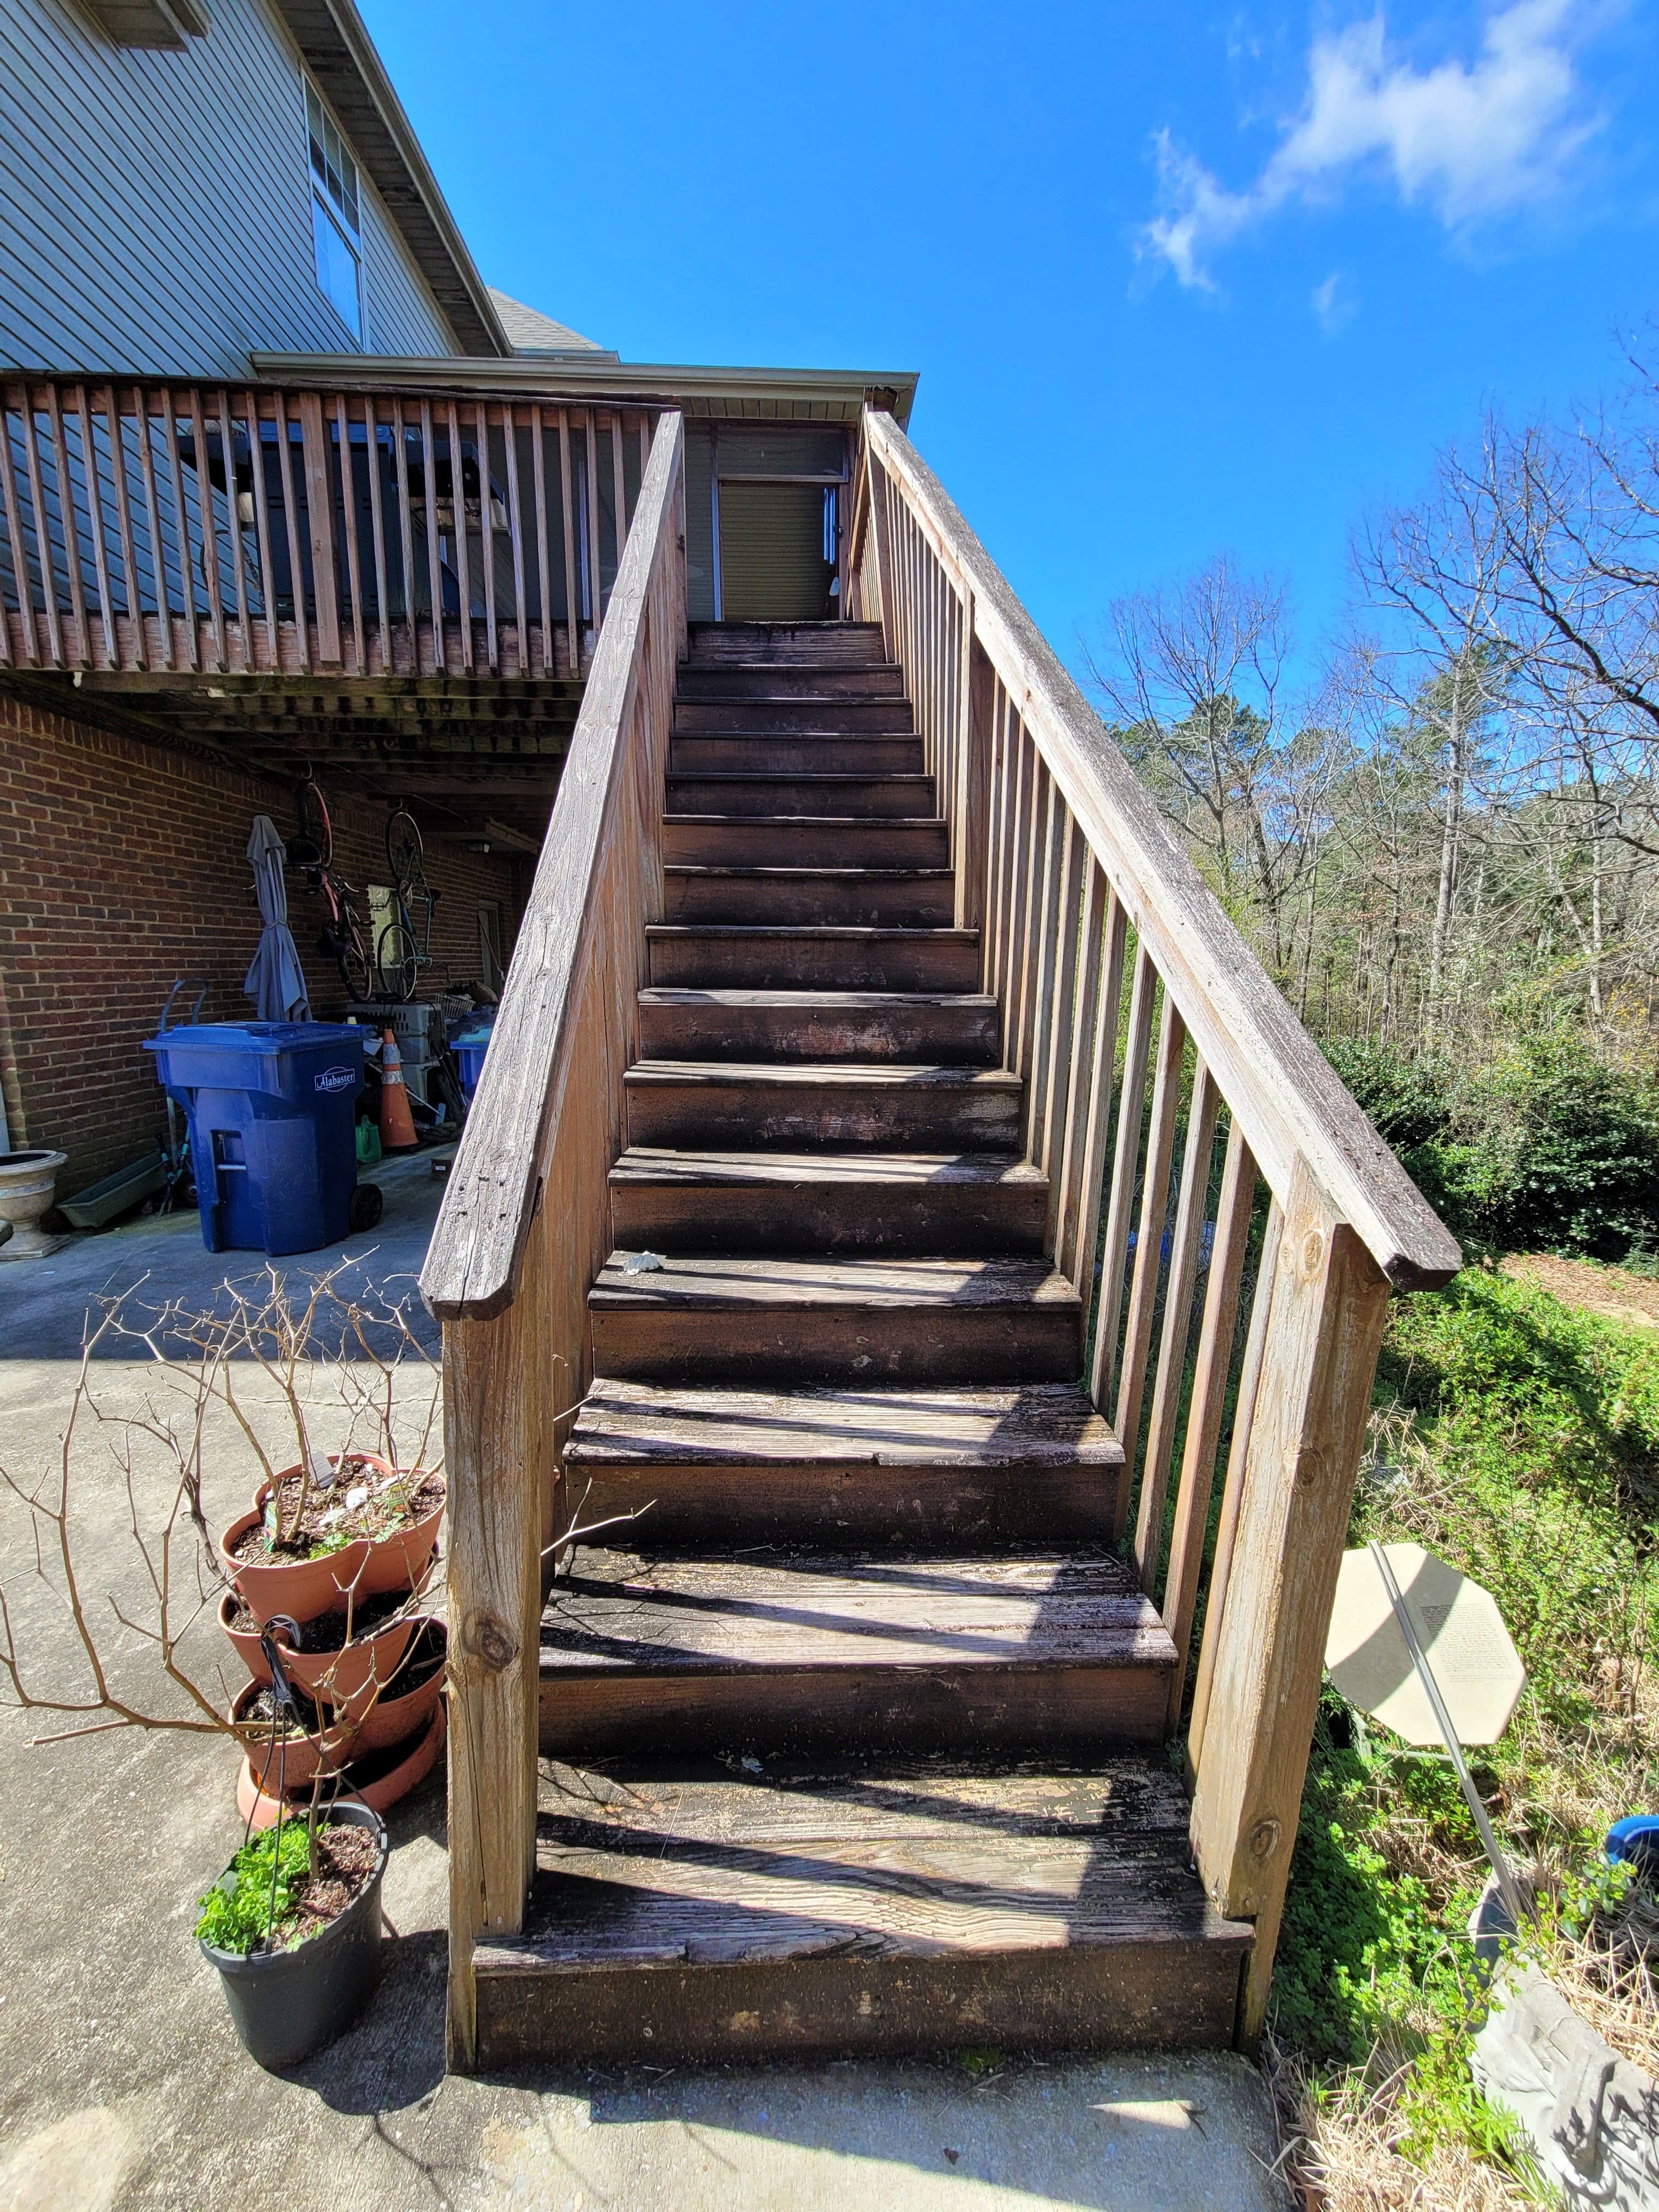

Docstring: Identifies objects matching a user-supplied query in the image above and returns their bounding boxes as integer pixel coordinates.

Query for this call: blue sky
[360,1,1659,676]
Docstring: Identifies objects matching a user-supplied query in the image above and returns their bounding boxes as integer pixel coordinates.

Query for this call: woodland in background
[1088,334,1659,1262]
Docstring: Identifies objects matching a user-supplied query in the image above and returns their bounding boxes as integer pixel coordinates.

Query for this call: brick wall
[0,692,532,1199]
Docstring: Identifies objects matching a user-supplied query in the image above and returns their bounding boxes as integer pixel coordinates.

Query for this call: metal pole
[1369,1540,1530,1933]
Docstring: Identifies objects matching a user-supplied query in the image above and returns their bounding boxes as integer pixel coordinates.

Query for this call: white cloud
[1312,269,1358,333]
[1141,2,1601,291]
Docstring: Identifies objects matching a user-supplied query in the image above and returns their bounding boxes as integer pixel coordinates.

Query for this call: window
[305,80,363,341]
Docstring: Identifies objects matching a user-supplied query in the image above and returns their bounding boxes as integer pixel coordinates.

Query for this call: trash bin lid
[143,1022,362,1054]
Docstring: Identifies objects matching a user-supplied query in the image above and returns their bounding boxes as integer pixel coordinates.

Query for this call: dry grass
[1265,2044,1542,2212]
[1500,1251,1659,1333]
[1544,1883,1659,2076]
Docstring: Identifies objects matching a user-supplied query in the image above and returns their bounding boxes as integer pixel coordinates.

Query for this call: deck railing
[419,410,686,2066]
[0,375,657,679]
[850,405,1461,2035]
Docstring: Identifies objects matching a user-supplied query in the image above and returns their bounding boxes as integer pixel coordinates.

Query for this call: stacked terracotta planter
[219,1453,447,1829]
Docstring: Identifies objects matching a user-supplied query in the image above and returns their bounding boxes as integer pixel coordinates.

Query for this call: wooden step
[686,621,886,667]
[676,664,906,700]
[624,1059,1023,1149]
[664,817,949,870]
[565,1378,1124,1545]
[637,989,998,1066]
[647,924,979,991]
[670,734,926,777]
[476,1757,1249,2067]
[665,774,936,820]
[537,1548,1174,1758]
[608,1148,1047,1255]
[589,1251,1081,1384]
[674,698,916,735]
[663,868,956,928]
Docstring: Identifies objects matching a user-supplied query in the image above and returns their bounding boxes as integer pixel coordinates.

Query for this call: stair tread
[666,811,945,827]
[639,987,995,1012]
[625,1058,1021,1090]
[567,1377,1121,1470]
[663,868,953,881]
[591,1250,1077,1313]
[648,923,977,941]
[540,1547,1173,1675]
[609,1146,1041,1191]
[476,1758,1249,1975]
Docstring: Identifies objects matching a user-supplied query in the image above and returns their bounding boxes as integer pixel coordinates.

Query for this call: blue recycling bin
[453,1018,495,1104]
[144,1022,364,1255]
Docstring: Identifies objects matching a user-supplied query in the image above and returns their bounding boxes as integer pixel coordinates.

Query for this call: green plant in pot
[0,1272,447,2069]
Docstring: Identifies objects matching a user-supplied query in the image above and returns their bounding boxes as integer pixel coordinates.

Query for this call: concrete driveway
[0,1171,1286,2212]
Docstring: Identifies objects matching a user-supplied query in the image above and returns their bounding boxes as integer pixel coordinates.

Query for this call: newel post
[1188,1158,1390,2043]
[443,1215,553,2069]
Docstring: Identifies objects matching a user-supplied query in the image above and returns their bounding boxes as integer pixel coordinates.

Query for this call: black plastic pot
[200,1801,389,2068]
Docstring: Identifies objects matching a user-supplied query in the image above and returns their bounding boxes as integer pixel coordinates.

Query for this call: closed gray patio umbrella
[243,814,311,1022]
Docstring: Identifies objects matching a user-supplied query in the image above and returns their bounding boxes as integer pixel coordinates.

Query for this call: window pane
[312,197,362,338]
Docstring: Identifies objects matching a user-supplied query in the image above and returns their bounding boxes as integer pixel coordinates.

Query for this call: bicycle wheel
[376,921,419,1003]
[296,775,333,869]
[338,933,375,1006]
[385,808,424,889]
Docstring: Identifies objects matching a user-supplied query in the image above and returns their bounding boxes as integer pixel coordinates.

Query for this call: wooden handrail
[426,412,685,2068]
[422,410,685,1319]
[860,409,1459,1293]
[851,405,1459,2042]
[0,375,658,680]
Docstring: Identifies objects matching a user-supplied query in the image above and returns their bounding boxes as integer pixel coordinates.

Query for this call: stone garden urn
[0,1149,69,1259]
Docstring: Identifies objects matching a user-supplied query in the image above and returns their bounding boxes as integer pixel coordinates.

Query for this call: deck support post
[1187,1158,1390,2045]
[443,1219,551,2072]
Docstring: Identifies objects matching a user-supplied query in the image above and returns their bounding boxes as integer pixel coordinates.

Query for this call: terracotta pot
[219,1451,400,1627]
[236,1701,446,1831]
[250,1465,444,1604]
[217,1589,416,1726]
[347,1618,447,1755]
[228,1677,353,1795]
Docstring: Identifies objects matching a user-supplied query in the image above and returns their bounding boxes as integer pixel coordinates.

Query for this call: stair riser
[687,624,885,668]
[676,667,906,701]
[626,1080,1021,1151]
[636,998,999,1065]
[674,701,916,734]
[670,737,926,777]
[539,1659,1164,1762]
[609,1177,1047,1256]
[665,821,949,870]
[589,1304,1082,1386]
[476,1940,1244,2070]
[647,931,980,991]
[663,871,956,928]
[665,777,935,820]
[560,1462,1118,1548]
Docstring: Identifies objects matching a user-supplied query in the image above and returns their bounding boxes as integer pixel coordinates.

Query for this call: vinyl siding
[0,0,459,377]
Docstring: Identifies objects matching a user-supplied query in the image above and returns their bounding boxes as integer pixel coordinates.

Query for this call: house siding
[0,0,459,378]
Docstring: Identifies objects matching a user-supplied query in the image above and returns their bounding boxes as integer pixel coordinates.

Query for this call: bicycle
[291,772,376,1003]
[377,805,439,1004]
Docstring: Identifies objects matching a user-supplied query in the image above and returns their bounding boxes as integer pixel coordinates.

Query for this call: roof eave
[268,0,510,358]
[246,353,919,424]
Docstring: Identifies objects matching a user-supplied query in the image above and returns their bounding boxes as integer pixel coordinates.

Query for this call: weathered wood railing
[851,406,1462,2038]
[0,375,657,679]
[417,411,685,2066]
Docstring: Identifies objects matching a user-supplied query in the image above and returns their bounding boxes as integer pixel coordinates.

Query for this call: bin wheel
[349,1184,384,1232]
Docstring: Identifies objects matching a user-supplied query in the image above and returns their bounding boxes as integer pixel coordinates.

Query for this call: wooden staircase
[430,411,1459,2076]
[469,620,1254,2063]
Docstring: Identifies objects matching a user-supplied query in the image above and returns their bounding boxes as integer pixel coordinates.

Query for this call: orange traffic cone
[379,1028,419,1152]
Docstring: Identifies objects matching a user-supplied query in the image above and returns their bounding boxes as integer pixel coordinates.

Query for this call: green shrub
[1325,1030,1659,1260]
